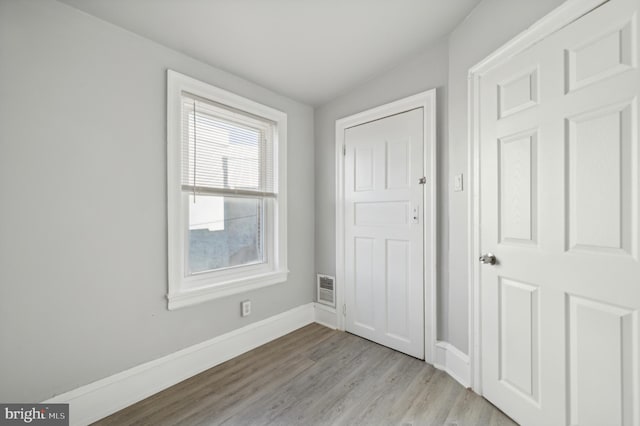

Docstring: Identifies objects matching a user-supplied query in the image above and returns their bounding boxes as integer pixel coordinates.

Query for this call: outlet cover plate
[241,300,251,317]
[454,174,464,192]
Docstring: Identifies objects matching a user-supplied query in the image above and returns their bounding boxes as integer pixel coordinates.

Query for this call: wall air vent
[317,274,336,307]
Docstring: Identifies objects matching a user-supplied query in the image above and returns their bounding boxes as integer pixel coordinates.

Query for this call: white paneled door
[479,0,640,425]
[344,108,425,359]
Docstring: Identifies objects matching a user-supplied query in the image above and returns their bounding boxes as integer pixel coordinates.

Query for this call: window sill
[167,270,289,310]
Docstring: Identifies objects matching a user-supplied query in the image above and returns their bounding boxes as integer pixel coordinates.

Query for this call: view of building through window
[188,195,263,274]
[185,109,265,274]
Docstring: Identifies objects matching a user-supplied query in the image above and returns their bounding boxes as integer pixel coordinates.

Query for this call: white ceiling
[58,0,480,106]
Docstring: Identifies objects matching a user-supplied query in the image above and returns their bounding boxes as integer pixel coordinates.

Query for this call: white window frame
[167,70,288,310]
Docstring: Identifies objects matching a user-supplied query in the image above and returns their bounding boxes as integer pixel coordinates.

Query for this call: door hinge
[343,145,346,156]
[419,177,427,184]
[342,304,346,317]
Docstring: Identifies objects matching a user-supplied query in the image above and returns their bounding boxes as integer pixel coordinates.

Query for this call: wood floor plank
[332,351,424,425]
[399,367,463,425]
[98,324,332,426]
[218,333,372,425]
[93,325,517,426]
[444,388,496,426]
[267,337,397,425]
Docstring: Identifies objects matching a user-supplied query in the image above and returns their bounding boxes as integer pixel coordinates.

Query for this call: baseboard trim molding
[43,303,469,425]
[44,303,316,426]
[313,302,337,329]
[433,341,471,388]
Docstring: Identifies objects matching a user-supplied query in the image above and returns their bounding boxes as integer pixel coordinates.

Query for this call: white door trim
[467,0,609,394]
[335,90,437,363]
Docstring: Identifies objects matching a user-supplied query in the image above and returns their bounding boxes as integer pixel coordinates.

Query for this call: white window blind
[181,93,276,197]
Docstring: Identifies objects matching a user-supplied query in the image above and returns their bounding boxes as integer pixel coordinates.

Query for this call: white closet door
[344,108,425,359]
[479,0,640,424]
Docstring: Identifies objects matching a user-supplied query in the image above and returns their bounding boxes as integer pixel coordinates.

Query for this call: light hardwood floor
[94,323,517,426]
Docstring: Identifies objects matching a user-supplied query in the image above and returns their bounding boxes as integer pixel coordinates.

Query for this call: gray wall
[446,0,566,353]
[314,0,568,354]
[0,0,572,404]
[0,0,314,402]
[314,40,451,340]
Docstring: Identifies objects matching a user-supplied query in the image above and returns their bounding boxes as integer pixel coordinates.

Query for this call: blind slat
[181,94,275,196]
[181,185,276,198]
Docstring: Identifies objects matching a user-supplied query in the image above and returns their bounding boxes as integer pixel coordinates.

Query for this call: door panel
[354,237,375,330]
[354,202,410,226]
[479,0,640,424]
[386,239,410,340]
[499,130,537,244]
[498,278,539,403]
[344,108,424,359]
[567,101,633,254]
[567,295,636,426]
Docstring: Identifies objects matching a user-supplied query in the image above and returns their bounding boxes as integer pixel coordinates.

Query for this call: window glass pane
[188,194,263,274]
[189,195,224,231]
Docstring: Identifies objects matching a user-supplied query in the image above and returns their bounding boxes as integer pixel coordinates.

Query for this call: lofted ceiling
[58,0,481,106]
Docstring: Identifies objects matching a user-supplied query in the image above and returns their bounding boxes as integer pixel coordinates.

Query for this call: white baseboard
[43,302,471,425]
[313,302,337,329]
[433,341,471,388]
[45,303,316,426]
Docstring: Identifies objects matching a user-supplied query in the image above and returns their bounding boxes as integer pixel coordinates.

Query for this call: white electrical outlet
[241,300,251,317]
[454,174,464,192]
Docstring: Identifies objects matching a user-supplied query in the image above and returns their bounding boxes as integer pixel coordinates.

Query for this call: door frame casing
[335,90,437,363]
[467,0,609,394]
